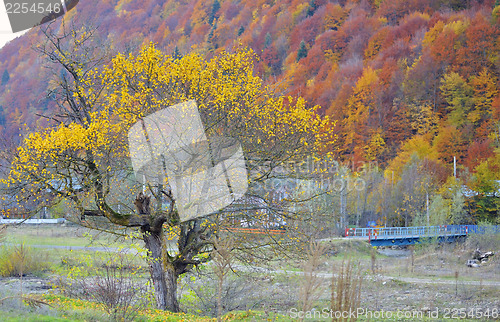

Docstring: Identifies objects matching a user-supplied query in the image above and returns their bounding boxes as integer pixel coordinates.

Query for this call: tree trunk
[165,262,179,312]
[142,228,180,312]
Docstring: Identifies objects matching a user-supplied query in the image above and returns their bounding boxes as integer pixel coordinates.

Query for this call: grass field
[3,225,129,247]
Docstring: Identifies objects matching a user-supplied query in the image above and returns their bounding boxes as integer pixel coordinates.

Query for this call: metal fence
[0,218,67,225]
[345,225,500,240]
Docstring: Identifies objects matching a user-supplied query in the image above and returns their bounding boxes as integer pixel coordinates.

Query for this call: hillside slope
[0,0,499,171]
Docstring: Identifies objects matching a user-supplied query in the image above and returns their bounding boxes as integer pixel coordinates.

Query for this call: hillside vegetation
[0,0,500,225]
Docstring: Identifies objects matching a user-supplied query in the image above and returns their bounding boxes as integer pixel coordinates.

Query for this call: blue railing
[449,225,500,234]
[344,225,500,241]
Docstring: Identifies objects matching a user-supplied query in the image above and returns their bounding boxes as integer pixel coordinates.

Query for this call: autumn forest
[1,0,500,226]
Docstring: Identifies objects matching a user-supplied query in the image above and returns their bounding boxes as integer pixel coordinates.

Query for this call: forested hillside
[1,0,500,224]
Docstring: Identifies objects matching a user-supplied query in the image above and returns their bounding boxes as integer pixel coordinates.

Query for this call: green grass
[0,311,79,322]
[223,310,291,321]
[5,235,90,247]
[0,308,291,322]
[37,294,293,321]
[4,226,130,248]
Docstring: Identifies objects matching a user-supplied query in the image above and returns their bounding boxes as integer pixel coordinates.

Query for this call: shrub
[180,270,261,317]
[57,250,150,321]
[0,243,48,277]
[465,223,500,251]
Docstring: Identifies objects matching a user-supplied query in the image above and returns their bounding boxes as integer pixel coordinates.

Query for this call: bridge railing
[449,225,500,234]
[344,225,474,240]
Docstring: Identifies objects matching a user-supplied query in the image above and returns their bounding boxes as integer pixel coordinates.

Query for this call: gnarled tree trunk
[136,192,180,312]
[142,227,180,312]
[135,192,210,312]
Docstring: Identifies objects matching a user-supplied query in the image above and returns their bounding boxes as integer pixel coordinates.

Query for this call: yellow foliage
[407,103,439,136]
[345,67,379,146]
[323,4,347,31]
[364,130,386,161]
[469,68,498,125]
[405,12,430,22]
[422,21,445,48]
[5,43,335,219]
[443,19,469,36]
[423,19,468,49]
[292,3,309,24]
[493,6,500,20]
[385,136,439,181]
[364,28,389,60]
[114,0,132,13]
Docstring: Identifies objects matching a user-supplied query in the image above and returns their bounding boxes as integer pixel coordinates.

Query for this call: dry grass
[298,240,326,320]
[330,258,363,322]
[212,237,235,322]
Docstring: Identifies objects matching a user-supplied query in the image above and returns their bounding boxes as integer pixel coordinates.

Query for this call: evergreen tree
[208,23,216,44]
[173,46,182,60]
[209,0,220,26]
[296,40,308,62]
[208,22,219,50]
[0,105,5,126]
[1,69,9,85]
[307,0,317,16]
[448,0,467,11]
[264,32,272,49]
[237,26,245,37]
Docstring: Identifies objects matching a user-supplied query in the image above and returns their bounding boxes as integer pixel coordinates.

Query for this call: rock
[467,259,480,268]
[472,249,495,262]
[483,251,494,259]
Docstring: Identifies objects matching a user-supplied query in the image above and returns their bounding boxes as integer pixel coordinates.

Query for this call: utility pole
[453,156,456,178]
[426,192,429,226]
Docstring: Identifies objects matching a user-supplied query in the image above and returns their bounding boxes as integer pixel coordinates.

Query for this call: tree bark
[135,191,182,312]
[165,261,179,312]
[142,227,180,312]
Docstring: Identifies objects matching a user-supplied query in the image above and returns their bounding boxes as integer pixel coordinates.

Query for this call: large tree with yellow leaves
[3,26,334,312]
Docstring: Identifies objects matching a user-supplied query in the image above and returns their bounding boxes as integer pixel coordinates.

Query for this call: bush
[180,270,261,317]
[465,231,500,251]
[57,250,150,321]
[0,243,48,277]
